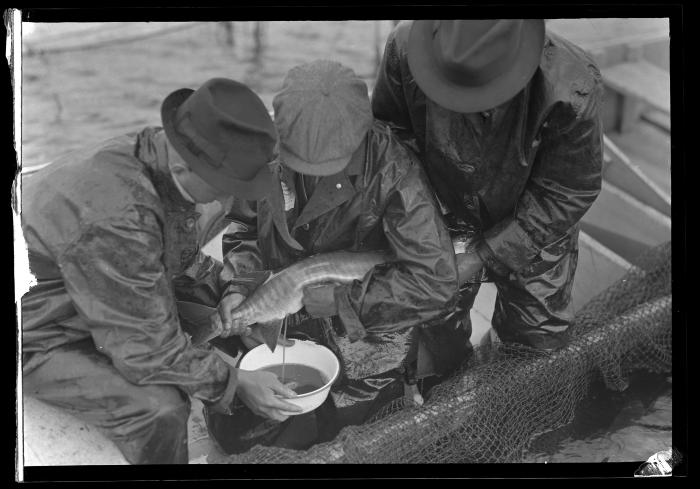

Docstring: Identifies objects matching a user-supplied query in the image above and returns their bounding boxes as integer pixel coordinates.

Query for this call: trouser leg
[23,339,190,464]
[491,230,579,350]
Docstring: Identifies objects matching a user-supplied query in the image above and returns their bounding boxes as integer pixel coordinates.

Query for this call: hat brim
[161,88,275,201]
[407,19,545,113]
[278,144,352,177]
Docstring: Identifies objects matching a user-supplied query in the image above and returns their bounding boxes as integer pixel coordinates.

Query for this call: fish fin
[190,312,224,346]
[177,301,224,347]
[260,319,284,352]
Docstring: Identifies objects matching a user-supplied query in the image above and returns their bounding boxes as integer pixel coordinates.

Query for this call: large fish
[233,250,390,351]
[185,241,471,351]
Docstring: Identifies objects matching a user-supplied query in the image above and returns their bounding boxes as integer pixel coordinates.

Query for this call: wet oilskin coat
[206,120,468,454]
[21,127,237,464]
[371,21,604,350]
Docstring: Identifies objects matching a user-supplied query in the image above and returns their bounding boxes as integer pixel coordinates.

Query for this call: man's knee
[137,385,191,426]
[110,386,190,464]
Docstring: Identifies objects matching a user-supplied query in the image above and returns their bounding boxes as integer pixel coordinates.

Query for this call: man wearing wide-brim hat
[21,78,303,464]
[372,19,604,351]
[207,59,467,454]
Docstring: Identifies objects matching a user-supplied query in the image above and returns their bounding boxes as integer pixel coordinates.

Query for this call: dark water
[260,363,327,395]
[524,372,672,463]
[20,21,672,463]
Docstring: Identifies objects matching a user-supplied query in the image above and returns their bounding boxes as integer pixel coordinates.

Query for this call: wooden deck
[607,121,672,198]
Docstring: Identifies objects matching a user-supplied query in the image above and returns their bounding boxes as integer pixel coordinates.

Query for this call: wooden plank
[603,135,671,217]
[547,19,669,54]
[641,108,671,133]
[602,61,670,114]
[581,181,671,265]
[572,231,634,312]
[606,121,671,197]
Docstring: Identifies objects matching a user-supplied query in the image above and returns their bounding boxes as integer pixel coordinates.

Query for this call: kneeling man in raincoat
[20,78,304,464]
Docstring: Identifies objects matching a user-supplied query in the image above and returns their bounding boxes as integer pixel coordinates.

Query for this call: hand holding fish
[218,293,252,338]
[302,283,338,318]
[208,252,389,351]
[236,369,303,421]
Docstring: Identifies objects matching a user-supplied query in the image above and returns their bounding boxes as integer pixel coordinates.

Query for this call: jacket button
[303,224,310,231]
[336,183,342,190]
[185,217,196,229]
[531,139,541,149]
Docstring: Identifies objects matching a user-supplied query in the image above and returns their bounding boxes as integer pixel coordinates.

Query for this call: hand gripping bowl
[238,339,340,415]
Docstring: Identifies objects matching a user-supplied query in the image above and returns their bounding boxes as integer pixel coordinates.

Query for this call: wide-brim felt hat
[161,78,278,200]
[407,19,545,113]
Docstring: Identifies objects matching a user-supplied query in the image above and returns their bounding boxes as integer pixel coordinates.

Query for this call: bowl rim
[240,340,340,399]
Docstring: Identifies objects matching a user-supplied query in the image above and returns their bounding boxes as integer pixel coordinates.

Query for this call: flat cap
[273,60,373,176]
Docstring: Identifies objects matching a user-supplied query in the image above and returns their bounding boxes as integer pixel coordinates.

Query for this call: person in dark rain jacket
[205,60,467,454]
[20,78,304,464]
[371,20,604,350]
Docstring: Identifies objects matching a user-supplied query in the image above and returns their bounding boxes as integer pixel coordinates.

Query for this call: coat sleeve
[371,22,415,136]
[220,198,266,297]
[172,250,226,307]
[334,158,460,340]
[476,85,604,276]
[58,207,237,412]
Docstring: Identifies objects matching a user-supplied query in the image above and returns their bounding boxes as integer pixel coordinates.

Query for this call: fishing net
[222,241,672,463]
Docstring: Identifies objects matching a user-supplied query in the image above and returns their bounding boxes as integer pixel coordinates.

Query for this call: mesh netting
[222,241,672,463]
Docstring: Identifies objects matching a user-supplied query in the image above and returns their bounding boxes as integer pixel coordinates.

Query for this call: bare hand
[240,324,295,351]
[456,252,484,285]
[236,369,303,421]
[302,283,338,318]
[218,293,251,338]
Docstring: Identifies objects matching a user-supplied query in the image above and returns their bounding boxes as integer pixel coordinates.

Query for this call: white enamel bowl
[238,339,340,415]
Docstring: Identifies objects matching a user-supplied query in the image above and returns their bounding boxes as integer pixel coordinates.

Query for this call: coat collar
[136,127,196,213]
[292,136,366,231]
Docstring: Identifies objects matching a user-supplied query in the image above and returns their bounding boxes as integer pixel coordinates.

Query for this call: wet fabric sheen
[21,127,238,463]
[211,120,471,452]
[371,22,604,349]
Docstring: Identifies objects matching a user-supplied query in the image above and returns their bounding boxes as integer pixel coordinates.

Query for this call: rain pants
[371,22,604,350]
[206,120,467,454]
[21,127,238,464]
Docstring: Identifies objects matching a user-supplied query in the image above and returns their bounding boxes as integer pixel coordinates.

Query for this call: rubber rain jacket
[21,127,238,412]
[371,22,604,349]
[206,120,467,454]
